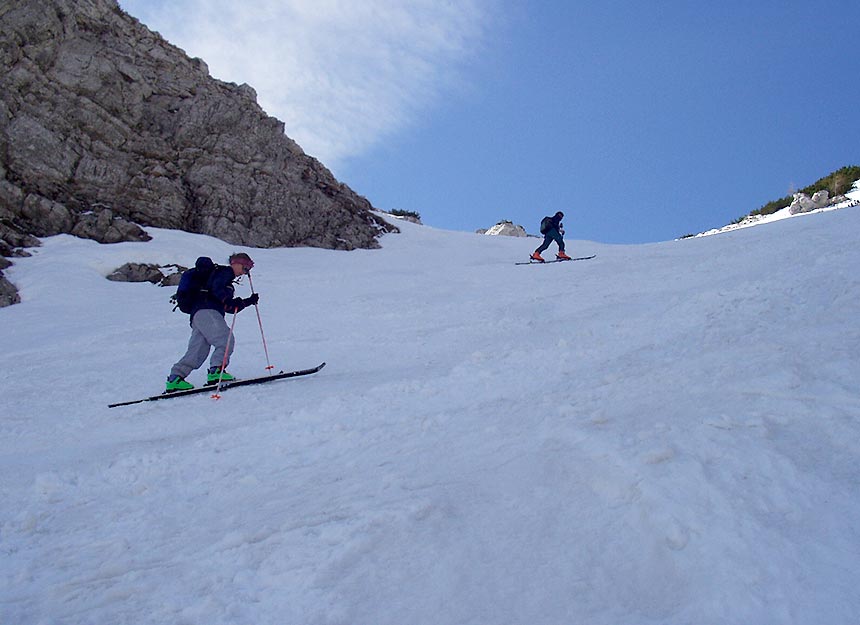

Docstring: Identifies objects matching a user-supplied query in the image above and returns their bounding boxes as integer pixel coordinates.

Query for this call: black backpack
[540,216,553,235]
[172,257,216,313]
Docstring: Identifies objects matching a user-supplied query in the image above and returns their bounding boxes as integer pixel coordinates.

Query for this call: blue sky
[120,0,859,243]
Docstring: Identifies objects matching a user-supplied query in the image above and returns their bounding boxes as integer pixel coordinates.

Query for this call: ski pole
[211,311,238,400]
[247,273,274,373]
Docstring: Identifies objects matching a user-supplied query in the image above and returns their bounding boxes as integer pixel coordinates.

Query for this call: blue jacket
[190,265,247,323]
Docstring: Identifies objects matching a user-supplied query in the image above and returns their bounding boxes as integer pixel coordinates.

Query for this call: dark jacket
[540,214,564,235]
[190,265,247,322]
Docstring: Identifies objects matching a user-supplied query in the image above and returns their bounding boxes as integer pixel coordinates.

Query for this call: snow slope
[2,206,859,624]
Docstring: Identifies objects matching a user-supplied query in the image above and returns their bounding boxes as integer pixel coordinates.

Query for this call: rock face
[0,0,396,256]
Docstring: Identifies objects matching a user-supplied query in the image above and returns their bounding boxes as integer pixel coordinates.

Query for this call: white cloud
[120,0,489,167]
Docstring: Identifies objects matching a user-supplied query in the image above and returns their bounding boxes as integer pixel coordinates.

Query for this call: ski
[108,362,326,408]
[515,254,596,265]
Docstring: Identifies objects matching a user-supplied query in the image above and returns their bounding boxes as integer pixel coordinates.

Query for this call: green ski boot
[166,375,194,393]
[206,366,236,385]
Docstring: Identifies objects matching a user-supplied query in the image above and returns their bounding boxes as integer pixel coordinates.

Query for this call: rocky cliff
[0,0,396,268]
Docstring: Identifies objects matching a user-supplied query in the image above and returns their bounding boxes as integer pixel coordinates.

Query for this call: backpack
[540,216,553,235]
[172,256,216,313]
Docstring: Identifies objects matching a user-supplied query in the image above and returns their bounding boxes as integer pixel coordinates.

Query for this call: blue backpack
[172,257,216,313]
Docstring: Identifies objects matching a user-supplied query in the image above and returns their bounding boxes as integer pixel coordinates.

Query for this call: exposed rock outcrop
[106,262,183,287]
[0,255,20,306]
[789,190,830,215]
[0,0,397,256]
[479,220,529,237]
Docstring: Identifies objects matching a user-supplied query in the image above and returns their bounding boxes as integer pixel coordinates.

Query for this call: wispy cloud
[120,0,490,168]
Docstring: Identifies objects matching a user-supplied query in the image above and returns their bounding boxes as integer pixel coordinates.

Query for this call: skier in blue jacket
[531,211,571,262]
[166,253,259,392]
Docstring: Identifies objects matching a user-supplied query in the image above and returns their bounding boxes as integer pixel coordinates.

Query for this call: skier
[531,211,571,262]
[166,252,260,392]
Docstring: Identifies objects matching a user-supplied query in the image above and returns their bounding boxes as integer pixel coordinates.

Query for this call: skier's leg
[535,233,553,254]
[191,309,235,369]
[551,229,565,252]
[170,322,212,379]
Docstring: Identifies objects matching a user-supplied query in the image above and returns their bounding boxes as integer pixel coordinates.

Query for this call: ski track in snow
[1,206,860,624]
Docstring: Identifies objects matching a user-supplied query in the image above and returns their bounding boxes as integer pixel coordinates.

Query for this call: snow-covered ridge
[693,178,860,238]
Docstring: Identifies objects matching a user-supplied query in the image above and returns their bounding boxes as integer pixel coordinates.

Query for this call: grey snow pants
[170,308,235,379]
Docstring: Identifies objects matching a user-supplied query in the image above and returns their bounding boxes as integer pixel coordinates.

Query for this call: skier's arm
[210,271,245,313]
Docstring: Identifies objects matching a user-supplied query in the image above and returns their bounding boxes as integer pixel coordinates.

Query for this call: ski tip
[276,362,326,375]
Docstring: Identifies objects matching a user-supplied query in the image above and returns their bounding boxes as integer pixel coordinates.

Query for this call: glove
[560,228,565,235]
[226,296,244,313]
[244,293,259,307]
